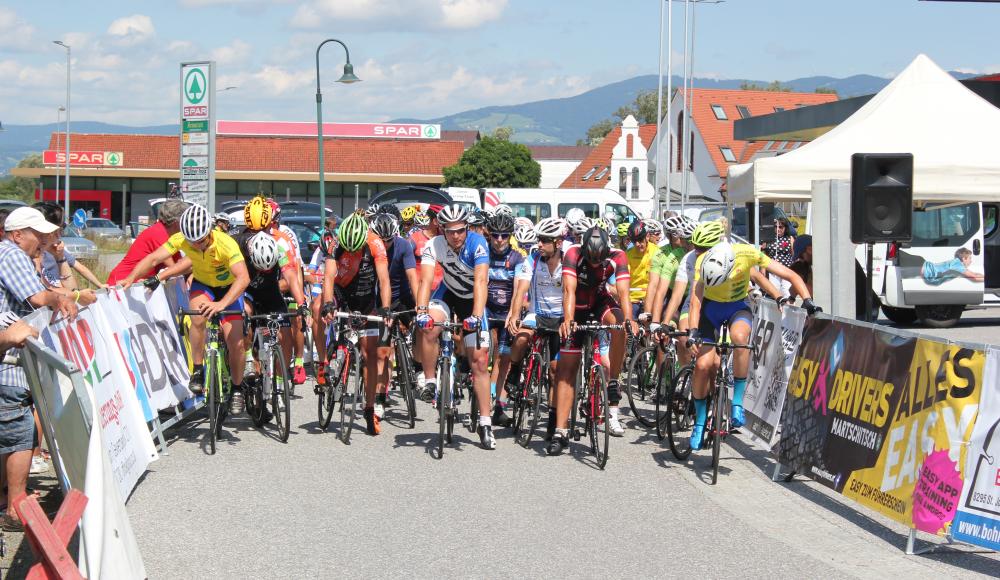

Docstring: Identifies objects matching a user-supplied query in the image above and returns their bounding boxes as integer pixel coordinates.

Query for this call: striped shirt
[0,240,45,389]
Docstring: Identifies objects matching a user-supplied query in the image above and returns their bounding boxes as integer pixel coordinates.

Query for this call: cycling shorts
[190,280,245,324]
[562,299,620,355]
[521,313,562,360]
[428,289,490,349]
[335,288,390,346]
[486,307,513,355]
[699,298,753,340]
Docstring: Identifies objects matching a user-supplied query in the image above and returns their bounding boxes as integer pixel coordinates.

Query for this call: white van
[874,201,1000,327]
[477,188,643,224]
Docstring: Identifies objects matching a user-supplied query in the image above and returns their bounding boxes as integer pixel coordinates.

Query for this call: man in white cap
[0,206,77,531]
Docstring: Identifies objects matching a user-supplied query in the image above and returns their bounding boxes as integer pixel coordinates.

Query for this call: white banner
[952,346,1000,550]
[744,301,808,449]
[37,300,158,500]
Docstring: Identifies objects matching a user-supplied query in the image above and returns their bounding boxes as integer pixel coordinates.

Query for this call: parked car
[85,218,126,240]
[0,199,27,213]
[283,215,338,258]
[279,201,336,219]
[61,226,98,260]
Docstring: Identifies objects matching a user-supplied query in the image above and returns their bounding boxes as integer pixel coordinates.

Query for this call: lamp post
[54,40,71,219]
[315,39,360,228]
[55,106,65,203]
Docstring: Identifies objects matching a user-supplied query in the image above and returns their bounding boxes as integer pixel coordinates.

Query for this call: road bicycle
[245,310,303,443]
[509,323,558,448]
[316,311,383,444]
[178,308,243,455]
[571,320,624,470]
[386,310,418,429]
[625,327,689,430]
[428,319,484,459]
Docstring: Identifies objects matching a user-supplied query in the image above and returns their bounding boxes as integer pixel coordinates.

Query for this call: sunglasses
[538,236,557,245]
[444,227,467,235]
[491,232,511,240]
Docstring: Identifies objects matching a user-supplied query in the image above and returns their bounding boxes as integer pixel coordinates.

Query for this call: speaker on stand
[745,202,777,245]
[850,153,913,323]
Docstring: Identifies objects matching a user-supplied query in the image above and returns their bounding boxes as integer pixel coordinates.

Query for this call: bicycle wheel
[466,378,479,434]
[248,373,266,428]
[711,379,726,485]
[510,357,528,442]
[653,353,676,435]
[570,363,583,442]
[395,337,417,428]
[665,364,694,459]
[272,343,292,442]
[625,345,659,428]
[519,353,544,447]
[438,360,451,456]
[207,356,218,455]
[588,365,611,470]
[339,343,362,444]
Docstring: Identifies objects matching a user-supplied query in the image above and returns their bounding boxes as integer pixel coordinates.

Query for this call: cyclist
[616,222,631,251]
[320,211,393,436]
[467,210,487,237]
[550,227,634,455]
[686,221,819,450]
[514,223,538,254]
[400,205,417,233]
[266,200,308,386]
[483,211,524,427]
[120,204,250,411]
[624,220,660,321]
[651,217,698,365]
[409,205,443,389]
[414,204,496,450]
[506,216,566,438]
[307,223,338,386]
[645,216,690,324]
[644,219,663,248]
[370,212,419,419]
[214,213,232,234]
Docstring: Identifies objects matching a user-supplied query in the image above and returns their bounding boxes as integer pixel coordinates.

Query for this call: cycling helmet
[214,212,230,223]
[663,215,685,235]
[467,210,487,227]
[487,212,516,234]
[378,203,402,223]
[564,207,586,226]
[248,232,280,271]
[701,242,735,287]
[534,217,566,238]
[627,220,648,242]
[268,200,281,220]
[414,211,431,227]
[691,220,727,249]
[644,219,663,237]
[572,217,595,236]
[514,224,538,246]
[244,196,273,231]
[581,227,611,264]
[494,204,514,216]
[179,204,213,241]
[678,216,698,239]
[427,204,443,218]
[400,205,417,223]
[364,203,380,219]
[515,216,534,230]
[370,213,400,240]
[437,204,469,225]
[338,212,369,252]
[616,222,630,239]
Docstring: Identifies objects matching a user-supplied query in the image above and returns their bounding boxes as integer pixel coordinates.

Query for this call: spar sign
[43,150,124,167]
[217,120,443,140]
[179,61,216,208]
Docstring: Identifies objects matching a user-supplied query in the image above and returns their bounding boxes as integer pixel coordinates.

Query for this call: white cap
[4,207,59,234]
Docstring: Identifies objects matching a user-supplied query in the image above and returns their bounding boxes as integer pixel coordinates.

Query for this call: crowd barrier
[745,305,1000,555]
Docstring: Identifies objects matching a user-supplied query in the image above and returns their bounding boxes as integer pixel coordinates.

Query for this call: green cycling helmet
[690,220,727,249]
[616,222,630,238]
[338,211,369,252]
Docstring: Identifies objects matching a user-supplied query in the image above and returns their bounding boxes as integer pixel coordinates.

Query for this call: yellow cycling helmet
[244,196,273,231]
[616,222,630,238]
[400,205,417,223]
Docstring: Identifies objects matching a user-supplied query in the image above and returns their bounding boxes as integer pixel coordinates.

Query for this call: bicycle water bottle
[328,347,346,381]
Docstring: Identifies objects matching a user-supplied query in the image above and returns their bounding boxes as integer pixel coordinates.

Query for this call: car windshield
[280,204,334,217]
[286,224,320,252]
[62,226,86,238]
[87,219,116,228]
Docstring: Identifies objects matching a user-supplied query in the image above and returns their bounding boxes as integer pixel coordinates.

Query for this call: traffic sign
[72,209,87,228]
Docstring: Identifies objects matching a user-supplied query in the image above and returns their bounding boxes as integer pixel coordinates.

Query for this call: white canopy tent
[728,54,1000,204]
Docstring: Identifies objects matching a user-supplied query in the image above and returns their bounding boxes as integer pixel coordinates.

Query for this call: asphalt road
[128,379,1000,579]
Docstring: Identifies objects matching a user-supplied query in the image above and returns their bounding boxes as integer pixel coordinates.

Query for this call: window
[774,106,785,113]
[676,112,684,171]
[605,203,638,224]
[581,166,597,181]
[777,141,788,150]
[595,167,609,180]
[984,205,998,239]
[509,203,551,223]
[719,146,737,163]
[736,105,752,119]
[619,167,627,194]
[559,203,599,219]
[912,203,979,247]
[764,140,774,150]
[631,168,640,199]
[711,104,727,120]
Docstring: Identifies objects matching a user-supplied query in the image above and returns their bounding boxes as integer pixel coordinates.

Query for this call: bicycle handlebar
[247,311,304,321]
[333,311,385,323]
[178,308,244,319]
[573,322,625,332]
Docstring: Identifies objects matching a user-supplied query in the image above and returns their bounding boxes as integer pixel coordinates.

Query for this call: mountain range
[0,71,977,175]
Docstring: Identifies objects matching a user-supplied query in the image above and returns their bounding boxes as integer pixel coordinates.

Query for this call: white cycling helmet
[701,242,735,287]
[663,215,685,235]
[179,205,213,241]
[534,217,566,238]
[678,216,698,239]
[515,216,534,230]
[564,207,586,226]
[571,217,595,236]
[644,219,664,237]
[248,231,280,271]
[515,224,538,246]
[494,204,514,216]
[437,204,470,225]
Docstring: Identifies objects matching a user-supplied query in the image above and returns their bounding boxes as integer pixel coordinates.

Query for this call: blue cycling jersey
[516,248,563,318]
[487,246,524,314]
[421,231,490,300]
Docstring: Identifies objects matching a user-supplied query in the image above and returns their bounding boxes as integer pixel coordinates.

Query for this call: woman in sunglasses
[483,212,524,428]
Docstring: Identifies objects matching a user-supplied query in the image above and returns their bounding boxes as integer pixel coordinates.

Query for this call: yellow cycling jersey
[626,242,661,303]
[162,230,245,287]
[694,243,771,303]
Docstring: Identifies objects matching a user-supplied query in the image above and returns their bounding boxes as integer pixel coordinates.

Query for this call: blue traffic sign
[72,209,87,228]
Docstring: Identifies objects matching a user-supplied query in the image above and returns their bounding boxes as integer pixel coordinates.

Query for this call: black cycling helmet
[581,226,611,264]
[487,211,515,234]
[378,203,402,223]
[467,210,487,227]
[627,220,648,242]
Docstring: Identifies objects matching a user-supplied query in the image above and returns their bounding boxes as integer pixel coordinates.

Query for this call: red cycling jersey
[409,228,443,292]
[562,245,629,312]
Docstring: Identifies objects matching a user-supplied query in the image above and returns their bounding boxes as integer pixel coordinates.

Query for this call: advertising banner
[778,316,984,534]
[952,347,1000,550]
[744,301,808,448]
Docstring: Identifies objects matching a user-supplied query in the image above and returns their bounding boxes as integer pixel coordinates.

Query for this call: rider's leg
[359,334,382,435]
[417,302,446,400]
[188,293,210,366]
[221,317,246,386]
[729,316,753,427]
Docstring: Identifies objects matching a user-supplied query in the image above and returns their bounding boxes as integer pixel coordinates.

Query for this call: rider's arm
[472,262,488,318]
[615,275,632,321]
[281,266,308,307]
[121,246,174,285]
[750,269,782,300]
[375,260,392,310]
[561,271,577,327]
[763,261,811,301]
[688,281,705,331]
[154,255,193,283]
[658,278,685,325]
[643,270,661,317]
[216,260,250,308]
[322,256,338,305]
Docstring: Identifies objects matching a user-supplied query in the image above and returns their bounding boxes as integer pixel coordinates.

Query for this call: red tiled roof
[527,145,593,161]
[682,88,837,178]
[560,125,657,189]
[45,133,465,175]
[441,130,480,149]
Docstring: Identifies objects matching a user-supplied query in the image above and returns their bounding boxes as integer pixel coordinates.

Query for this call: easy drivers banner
[778,316,984,536]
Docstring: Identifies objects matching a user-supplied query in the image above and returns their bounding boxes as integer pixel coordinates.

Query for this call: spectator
[789,234,812,300]
[31,203,104,289]
[0,207,77,531]
[762,217,796,297]
[106,200,187,285]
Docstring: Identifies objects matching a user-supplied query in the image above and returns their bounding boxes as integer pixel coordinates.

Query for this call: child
[921,247,984,285]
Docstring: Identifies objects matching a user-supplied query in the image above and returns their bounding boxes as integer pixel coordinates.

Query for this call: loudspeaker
[850,153,913,243]
[745,202,776,243]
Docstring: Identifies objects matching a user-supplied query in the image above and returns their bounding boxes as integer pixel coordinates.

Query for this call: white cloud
[0,8,37,52]
[954,67,979,75]
[107,14,156,46]
[212,40,252,65]
[292,0,508,31]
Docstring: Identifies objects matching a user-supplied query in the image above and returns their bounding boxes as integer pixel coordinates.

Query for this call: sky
[1,0,999,126]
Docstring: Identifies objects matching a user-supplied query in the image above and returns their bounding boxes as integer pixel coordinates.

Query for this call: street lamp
[53,40,71,219]
[315,39,360,227]
[55,106,65,203]
[218,86,238,93]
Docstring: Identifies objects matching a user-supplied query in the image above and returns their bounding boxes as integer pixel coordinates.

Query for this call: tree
[740,80,791,92]
[442,136,541,189]
[0,154,42,204]
[492,126,514,141]
[815,87,838,96]
[583,88,666,146]
[584,118,616,146]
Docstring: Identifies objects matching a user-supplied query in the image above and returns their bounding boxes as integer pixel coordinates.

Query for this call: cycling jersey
[650,248,680,286]
[562,245,629,312]
[626,243,660,303]
[420,232,490,300]
[487,246,524,314]
[694,243,771,303]
[278,224,301,262]
[162,230,244,287]
[675,250,698,286]
[272,226,300,269]
[332,231,388,313]
[516,249,563,319]
[409,228,443,293]
[307,248,325,297]
[384,235,416,305]
[234,229,292,313]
